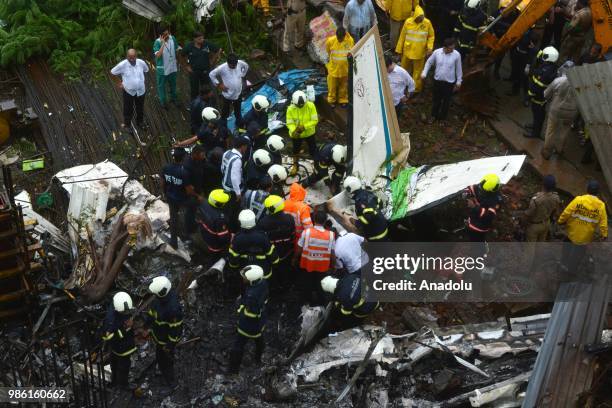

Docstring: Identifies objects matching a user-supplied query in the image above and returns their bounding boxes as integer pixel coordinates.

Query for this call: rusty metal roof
[522,279,611,408]
[566,60,612,196]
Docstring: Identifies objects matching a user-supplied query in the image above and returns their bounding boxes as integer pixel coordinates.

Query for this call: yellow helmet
[208,189,230,208]
[481,174,500,192]
[264,195,285,214]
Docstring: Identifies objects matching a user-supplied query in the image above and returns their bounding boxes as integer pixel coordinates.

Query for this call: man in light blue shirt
[342,0,377,42]
[153,26,181,108]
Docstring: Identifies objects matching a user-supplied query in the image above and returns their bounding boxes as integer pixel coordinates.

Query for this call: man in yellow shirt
[385,0,419,51]
[395,6,434,93]
[325,28,354,108]
[557,180,608,274]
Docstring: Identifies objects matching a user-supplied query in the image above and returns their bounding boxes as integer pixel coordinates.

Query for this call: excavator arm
[590,0,612,54]
[479,0,556,57]
[479,0,612,58]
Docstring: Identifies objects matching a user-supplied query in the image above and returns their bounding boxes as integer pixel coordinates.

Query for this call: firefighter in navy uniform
[302,143,347,194]
[197,189,232,256]
[229,209,279,280]
[524,46,558,139]
[265,135,285,165]
[465,174,503,242]
[321,275,378,321]
[257,195,296,288]
[174,107,230,152]
[161,148,189,248]
[245,149,273,191]
[227,265,269,374]
[102,292,137,389]
[267,164,288,197]
[453,0,487,58]
[146,276,183,389]
[239,95,270,148]
[344,176,389,242]
[242,175,272,223]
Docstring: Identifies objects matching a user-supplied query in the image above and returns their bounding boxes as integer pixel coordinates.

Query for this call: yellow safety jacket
[395,7,435,60]
[286,101,318,139]
[558,194,608,245]
[384,0,419,22]
[325,34,355,78]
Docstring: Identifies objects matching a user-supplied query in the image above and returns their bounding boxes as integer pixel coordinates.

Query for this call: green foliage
[0,0,270,78]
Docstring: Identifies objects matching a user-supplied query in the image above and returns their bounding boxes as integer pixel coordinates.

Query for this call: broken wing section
[388,155,526,220]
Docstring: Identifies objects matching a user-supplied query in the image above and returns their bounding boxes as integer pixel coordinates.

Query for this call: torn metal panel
[522,280,611,408]
[121,0,171,22]
[566,60,612,195]
[292,325,397,382]
[392,155,526,218]
[14,191,70,255]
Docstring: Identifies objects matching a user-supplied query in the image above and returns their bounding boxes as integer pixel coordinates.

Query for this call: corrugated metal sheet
[522,279,611,408]
[566,60,612,195]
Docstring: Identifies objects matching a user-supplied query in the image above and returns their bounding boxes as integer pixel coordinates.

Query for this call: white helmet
[253,149,272,167]
[202,106,220,121]
[321,276,339,294]
[343,176,362,194]
[541,46,559,63]
[240,265,264,282]
[149,276,171,297]
[113,291,133,313]
[268,164,287,183]
[239,209,257,229]
[292,90,307,107]
[266,135,285,153]
[465,0,480,8]
[252,95,270,112]
[331,145,347,165]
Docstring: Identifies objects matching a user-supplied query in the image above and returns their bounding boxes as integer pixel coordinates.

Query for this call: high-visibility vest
[286,102,318,139]
[284,199,312,240]
[395,16,434,60]
[221,149,242,193]
[300,227,334,272]
[326,35,354,77]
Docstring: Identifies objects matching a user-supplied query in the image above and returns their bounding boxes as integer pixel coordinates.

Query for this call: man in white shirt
[421,38,462,122]
[385,55,415,119]
[343,0,378,42]
[334,232,369,274]
[111,49,149,129]
[209,54,249,126]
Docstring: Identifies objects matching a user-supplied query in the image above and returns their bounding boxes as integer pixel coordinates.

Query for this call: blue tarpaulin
[227,69,327,131]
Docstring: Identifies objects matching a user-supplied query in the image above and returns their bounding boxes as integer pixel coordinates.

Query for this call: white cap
[292,90,307,106]
[266,135,285,153]
[331,145,347,165]
[466,0,480,8]
[113,291,133,312]
[321,276,339,294]
[541,46,559,63]
[268,164,288,183]
[343,176,362,194]
[252,95,270,111]
[253,149,272,167]
[240,265,264,282]
[149,276,172,297]
[239,209,257,229]
[202,107,220,121]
